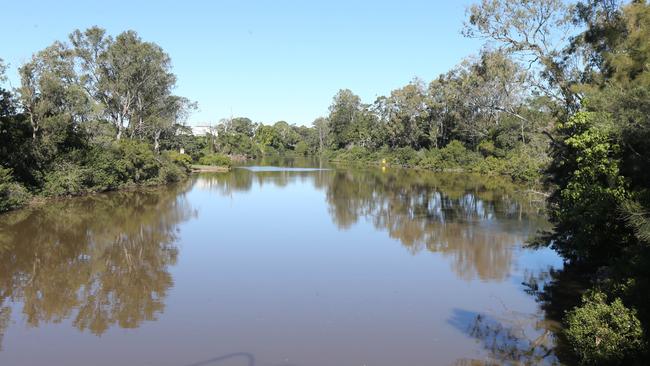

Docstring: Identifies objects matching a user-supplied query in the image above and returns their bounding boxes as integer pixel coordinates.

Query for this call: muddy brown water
[0,162,563,366]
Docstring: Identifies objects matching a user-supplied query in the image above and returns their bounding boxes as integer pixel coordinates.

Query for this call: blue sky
[1,0,482,126]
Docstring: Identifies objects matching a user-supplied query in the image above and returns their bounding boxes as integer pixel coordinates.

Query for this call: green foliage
[329,146,376,164]
[386,147,421,166]
[157,159,185,183]
[565,291,645,365]
[214,131,261,158]
[198,154,232,167]
[328,140,543,182]
[438,140,481,167]
[114,140,161,184]
[160,131,207,162]
[328,89,362,149]
[42,162,87,196]
[255,124,283,150]
[294,141,309,156]
[0,167,30,212]
[477,140,496,157]
[165,151,193,173]
[503,147,544,183]
[548,111,630,263]
[37,141,186,197]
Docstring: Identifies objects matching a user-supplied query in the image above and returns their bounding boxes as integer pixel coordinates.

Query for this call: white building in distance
[190,125,216,136]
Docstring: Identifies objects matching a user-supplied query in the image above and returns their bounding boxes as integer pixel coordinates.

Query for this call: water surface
[0,163,562,365]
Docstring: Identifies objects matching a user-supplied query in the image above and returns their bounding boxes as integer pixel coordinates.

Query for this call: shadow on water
[449,260,589,365]
[180,352,301,366]
[519,262,591,365]
[448,307,559,365]
[181,352,256,366]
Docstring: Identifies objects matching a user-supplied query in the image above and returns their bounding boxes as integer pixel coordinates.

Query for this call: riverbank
[191,165,231,172]
[2,163,234,214]
[324,143,547,184]
[0,142,194,214]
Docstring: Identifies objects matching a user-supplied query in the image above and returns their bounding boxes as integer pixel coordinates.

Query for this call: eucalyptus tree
[464,0,580,112]
[67,27,181,141]
[105,31,177,140]
[0,58,7,83]
[225,117,255,137]
[17,42,91,140]
[427,50,530,149]
[0,58,13,118]
[145,95,196,152]
[273,121,300,149]
[375,79,431,149]
[327,89,362,149]
[462,50,530,144]
[312,117,330,153]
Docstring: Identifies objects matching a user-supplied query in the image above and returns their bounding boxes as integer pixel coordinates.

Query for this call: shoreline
[1,166,234,215]
[191,165,231,173]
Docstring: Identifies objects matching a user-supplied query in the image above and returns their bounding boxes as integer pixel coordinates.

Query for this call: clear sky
[1,0,482,126]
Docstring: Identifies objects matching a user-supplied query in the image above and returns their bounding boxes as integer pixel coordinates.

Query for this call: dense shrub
[37,141,188,198]
[115,140,161,183]
[438,140,481,168]
[81,146,123,190]
[294,141,309,156]
[330,146,375,163]
[387,147,420,166]
[157,159,185,183]
[503,148,543,182]
[477,140,496,157]
[473,156,507,175]
[0,167,30,212]
[565,291,645,365]
[215,132,261,158]
[165,151,193,173]
[198,153,232,167]
[42,162,87,196]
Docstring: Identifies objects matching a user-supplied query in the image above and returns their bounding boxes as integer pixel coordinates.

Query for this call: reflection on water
[0,161,560,365]
[0,182,195,344]
[198,167,549,281]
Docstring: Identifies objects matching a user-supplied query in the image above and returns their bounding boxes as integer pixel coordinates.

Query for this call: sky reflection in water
[0,164,562,366]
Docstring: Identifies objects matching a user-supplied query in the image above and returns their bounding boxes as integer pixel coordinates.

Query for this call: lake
[0,160,563,366]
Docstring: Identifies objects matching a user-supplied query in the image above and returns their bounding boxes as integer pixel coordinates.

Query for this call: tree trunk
[28,110,37,140]
[154,130,161,153]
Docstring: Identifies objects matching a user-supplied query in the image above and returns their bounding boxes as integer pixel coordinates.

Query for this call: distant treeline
[193,48,553,183]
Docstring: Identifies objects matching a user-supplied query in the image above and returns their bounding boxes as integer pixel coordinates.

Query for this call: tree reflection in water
[195,166,558,364]
[0,181,195,345]
[199,166,549,281]
[326,169,550,281]
[0,165,551,355]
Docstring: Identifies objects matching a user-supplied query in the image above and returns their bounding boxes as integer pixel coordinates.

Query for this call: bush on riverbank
[40,140,188,198]
[198,153,232,167]
[0,139,190,212]
[327,141,545,183]
[0,167,30,212]
[165,151,194,173]
[565,290,646,365]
